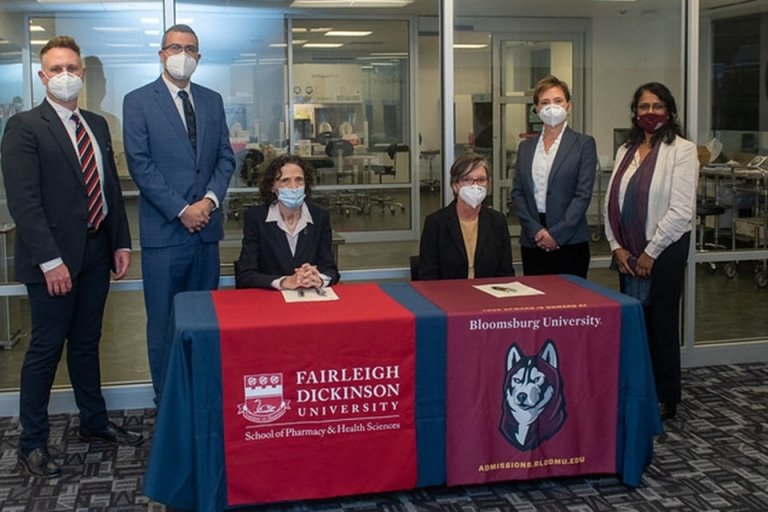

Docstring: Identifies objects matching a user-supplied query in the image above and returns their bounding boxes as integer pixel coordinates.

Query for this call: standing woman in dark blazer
[605,82,698,421]
[235,154,339,290]
[418,152,514,280]
[511,75,597,278]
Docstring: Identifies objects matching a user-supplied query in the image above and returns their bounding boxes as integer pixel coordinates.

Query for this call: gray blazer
[511,127,597,248]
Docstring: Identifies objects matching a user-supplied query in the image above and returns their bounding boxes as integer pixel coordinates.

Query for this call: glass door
[491,36,583,237]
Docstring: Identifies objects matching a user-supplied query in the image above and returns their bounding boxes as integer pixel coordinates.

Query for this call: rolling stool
[696,201,726,273]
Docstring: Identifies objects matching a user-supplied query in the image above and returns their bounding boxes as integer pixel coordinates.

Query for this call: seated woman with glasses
[511,75,597,278]
[235,154,340,290]
[418,152,515,280]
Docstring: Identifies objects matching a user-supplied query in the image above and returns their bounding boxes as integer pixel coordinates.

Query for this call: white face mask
[165,52,198,81]
[537,104,568,127]
[44,71,83,102]
[458,184,487,209]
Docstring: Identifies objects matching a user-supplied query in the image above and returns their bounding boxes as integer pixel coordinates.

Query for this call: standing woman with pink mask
[604,82,698,421]
[511,75,597,278]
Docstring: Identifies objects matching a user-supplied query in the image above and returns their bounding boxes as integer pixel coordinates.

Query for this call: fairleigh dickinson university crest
[238,373,290,424]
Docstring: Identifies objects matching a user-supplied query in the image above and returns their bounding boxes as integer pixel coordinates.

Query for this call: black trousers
[19,229,111,454]
[632,232,690,406]
[520,241,591,278]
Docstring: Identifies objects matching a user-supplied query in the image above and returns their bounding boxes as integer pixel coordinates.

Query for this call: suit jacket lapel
[476,208,493,256]
[446,203,468,265]
[82,110,115,192]
[266,221,295,267]
[294,223,313,263]
[521,136,538,198]
[40,101,85,189]
[548,127,576,185]
[152,77,195,158]
[190,83,204,158]
[548,127,578,187]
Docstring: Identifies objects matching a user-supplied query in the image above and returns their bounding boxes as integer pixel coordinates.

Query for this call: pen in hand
[314,287,327,296]
[492,285,517,293]
[297,289,305,297]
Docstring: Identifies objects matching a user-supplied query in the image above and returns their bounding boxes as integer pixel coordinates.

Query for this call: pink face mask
[637,113,668,133]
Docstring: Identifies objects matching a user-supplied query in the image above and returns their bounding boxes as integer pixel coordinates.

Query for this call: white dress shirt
[531,122,567,213]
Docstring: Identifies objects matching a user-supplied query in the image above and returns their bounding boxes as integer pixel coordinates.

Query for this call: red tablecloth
[212,284,417,505]
[413,276,622,485]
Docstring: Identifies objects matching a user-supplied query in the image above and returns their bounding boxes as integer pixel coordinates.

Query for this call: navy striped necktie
[178,90,197,152]
[71,113,104,231]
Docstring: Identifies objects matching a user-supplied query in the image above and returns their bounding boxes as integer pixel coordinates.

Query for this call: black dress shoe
[18,447,62,478]
[79,421,144,446]
[660,402,677,421]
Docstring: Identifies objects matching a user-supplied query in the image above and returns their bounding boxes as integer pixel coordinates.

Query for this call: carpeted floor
[1,363,766,511]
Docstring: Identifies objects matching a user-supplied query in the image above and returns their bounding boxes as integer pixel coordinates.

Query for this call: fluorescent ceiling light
[454,44,488,49]
[178,18,195,24]
[30,40,48,45]
[145,30,160,36]
[303,43,343,48]
[292,27,308,32]
[269,40,307,47]
[372,62,395,66]
[29,25,46,32]
[149,43,160,48]
[371,52,407,56]
[325,31,372,37]
[140,17,160,24]
[292,0,413,7]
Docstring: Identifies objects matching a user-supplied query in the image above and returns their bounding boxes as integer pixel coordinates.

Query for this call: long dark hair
[259,154,315,204]
[627,82,683,146]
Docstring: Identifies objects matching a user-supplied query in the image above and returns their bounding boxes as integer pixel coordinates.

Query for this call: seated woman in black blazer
[418,152,515,280]
[235,154,340,290]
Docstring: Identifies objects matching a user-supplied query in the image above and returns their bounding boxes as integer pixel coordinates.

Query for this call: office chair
[409,255,420,281]
[324,139,365,215]
[367,142,408,214]
[227,148,265,221]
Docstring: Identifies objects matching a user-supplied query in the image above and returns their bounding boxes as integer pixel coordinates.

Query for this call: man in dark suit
[1,36,142,478]
[123,25,235,402]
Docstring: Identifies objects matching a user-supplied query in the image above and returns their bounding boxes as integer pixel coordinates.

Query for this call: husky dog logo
[238,373,289,424]
[499,340,566,451]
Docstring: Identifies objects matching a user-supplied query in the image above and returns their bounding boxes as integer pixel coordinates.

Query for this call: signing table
[144,276,661,511]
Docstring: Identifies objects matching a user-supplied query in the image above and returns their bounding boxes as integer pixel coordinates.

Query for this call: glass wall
[693,0,768,349]
[454,0,684,258]
[0,0,766,395]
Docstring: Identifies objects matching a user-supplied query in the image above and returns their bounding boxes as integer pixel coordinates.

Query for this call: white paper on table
[473,282,545,298]
[281,287,340,303]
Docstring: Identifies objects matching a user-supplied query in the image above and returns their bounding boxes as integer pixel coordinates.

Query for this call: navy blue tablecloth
[143,278,660,510]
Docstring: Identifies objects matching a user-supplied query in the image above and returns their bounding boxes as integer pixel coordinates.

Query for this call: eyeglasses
[459,176,488,186]
[637,102,666,113]
[163,44,199,55]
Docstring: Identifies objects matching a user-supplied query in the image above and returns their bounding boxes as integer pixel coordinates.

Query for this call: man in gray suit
[1,35,142,478]
[123,24,235,402]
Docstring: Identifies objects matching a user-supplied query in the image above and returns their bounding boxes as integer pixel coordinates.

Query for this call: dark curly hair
[627,82,684,146]
[259,154,315,204]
